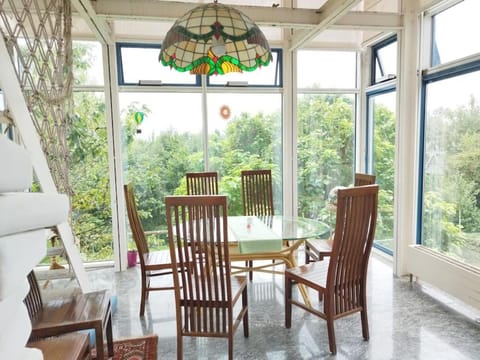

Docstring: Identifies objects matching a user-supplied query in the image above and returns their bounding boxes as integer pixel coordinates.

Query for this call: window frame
[116,42,282,88]
[417,58,480,246]
[370,35,397,86]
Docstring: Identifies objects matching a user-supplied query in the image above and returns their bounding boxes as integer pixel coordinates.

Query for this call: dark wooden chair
[186,171,219,195]
[241,169,274,217]
[24,270,113,360]
[305,172,376,263]
[27,332,91,360]
[354,172,376,186]
[285,185,379,354]
[124,183,175,316]
[165,195,248,360]
[241,169,274,280]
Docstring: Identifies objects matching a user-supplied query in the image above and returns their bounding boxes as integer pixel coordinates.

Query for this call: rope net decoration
[0,0,73,196]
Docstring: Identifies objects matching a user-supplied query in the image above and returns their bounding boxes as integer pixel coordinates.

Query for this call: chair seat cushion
[0,192,69,237]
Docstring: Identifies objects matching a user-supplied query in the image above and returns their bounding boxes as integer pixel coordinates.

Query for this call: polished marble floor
[41,254,480,359]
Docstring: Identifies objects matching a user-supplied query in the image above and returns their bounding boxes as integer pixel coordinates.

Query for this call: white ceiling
[67,0,403,50]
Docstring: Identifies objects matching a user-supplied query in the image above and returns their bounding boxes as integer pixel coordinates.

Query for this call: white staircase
[0,136,69,359]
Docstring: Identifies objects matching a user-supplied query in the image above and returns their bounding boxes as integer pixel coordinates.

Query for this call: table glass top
[228,215,329,244]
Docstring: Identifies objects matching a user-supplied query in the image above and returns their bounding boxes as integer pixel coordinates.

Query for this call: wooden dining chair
[124,183,175,316]
[285,185,378,354]
[241,169,275,280]
[186,171,219,195]
[24,270,113,360]
[354,172,376,186]
[241,169,274,217]
[304,172,376,263]
[165,195,249,360]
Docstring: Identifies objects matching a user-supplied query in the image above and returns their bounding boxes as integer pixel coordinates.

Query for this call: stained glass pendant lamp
[159,0,272,75]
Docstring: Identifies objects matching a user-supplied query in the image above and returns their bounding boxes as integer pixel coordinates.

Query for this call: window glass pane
[374,41,397,83]
[208,50,281,86]
[422,70,480,268]
[207,93,283,214]
[69,92,112,262]
[297,93,355,228]
[120,92,203,248]
[297,50,356,89]
[368,91,396,253]
[73,41,104,86]
[432,0,480,66]
[118,44,198,85]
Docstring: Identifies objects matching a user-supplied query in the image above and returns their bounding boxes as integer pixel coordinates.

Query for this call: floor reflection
[40,254,480,359]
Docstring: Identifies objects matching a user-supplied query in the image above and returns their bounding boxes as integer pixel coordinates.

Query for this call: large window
[420,0,480,268]
[367,88,396,254]
[365,36,397,255]
[119,43,283,250]
[296,50,357,228]
[68,41,111,262]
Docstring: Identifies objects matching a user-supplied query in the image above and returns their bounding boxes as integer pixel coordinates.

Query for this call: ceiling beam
[71,0,114,44]
[91,0,402,31]
[91,0,321,28]
[288,0,362,51]
[332,11,403,31]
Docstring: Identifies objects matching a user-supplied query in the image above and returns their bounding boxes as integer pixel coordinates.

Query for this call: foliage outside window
[67,41,112,262]
[420,0,480,269]
[121,91,282,247]
[367,90,396,253]
[421,68,480,268]
[297,93,355,230]
[296,50,357,230]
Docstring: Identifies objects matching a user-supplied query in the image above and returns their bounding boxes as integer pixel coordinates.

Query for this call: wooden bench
[27,332,91,360]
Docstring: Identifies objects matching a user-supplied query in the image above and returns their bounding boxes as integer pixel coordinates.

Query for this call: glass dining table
[227,215,329,307]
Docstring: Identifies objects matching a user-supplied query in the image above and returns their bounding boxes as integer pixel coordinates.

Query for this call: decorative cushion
[0,135,32,192]
[0,192,69,237]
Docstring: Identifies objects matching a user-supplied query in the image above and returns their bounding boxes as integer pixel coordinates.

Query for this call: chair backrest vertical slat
[326,185,378,317]
[186,172,219,195]
[241,169,274,216]
[166,195,232,337]
[24,270,43,320]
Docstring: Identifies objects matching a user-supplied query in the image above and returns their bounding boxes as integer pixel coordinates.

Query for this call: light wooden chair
[285,185,379,354]
[124,183,175,316]
[305,172,376,263]
[165,195,248,360]
[24,270,113,360]
[186,171,219,195]
[241,169,275,280]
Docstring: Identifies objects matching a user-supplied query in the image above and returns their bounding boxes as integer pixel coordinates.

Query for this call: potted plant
[127,242,138,267]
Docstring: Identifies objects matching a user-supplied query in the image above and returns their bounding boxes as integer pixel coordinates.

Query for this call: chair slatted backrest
[166,195,232,337]
[186,172,219,195]
[124,184,150,266]
[354,173,376,186]
[326,185,378,316]
[24,270,43,320]
[241,169,274,216]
